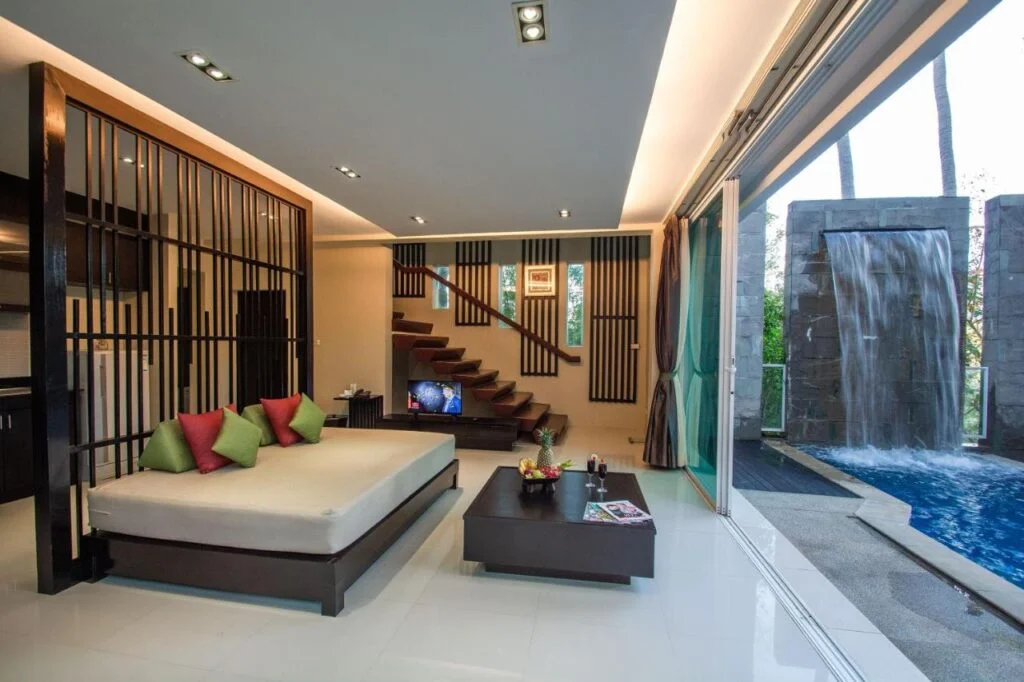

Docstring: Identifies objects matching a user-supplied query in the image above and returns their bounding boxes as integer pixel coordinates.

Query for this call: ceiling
[0,1,801,239]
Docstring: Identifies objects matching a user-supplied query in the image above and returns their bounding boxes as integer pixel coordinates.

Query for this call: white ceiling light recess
[179,51,232,82]
[513,2,547,44]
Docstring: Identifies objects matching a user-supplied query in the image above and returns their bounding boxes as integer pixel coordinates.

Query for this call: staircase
[392,311,568,443]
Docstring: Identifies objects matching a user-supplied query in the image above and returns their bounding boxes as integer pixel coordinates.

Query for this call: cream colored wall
[312,243,393,413]
[393,236,652,432]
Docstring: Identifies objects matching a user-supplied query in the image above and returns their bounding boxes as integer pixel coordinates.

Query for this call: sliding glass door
[681,180,738,512]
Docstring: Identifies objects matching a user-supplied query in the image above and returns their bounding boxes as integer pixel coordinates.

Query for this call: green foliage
[498,264,517,328]
[762,289,785,364]
[566,263,584,347]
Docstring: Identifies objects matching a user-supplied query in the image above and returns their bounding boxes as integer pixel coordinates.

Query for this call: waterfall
[825,230,962,449]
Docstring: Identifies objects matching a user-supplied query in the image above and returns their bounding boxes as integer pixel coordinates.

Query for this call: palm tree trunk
[837,134,855,199]
[933,51,957,196]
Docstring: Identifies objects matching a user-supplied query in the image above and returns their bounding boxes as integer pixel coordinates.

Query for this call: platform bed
[81,429,459,616]
[85,459,457,616]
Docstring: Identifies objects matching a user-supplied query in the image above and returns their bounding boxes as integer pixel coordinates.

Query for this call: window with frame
[566,262,584,347]
[431,265,450,309]
[498,264,517,327]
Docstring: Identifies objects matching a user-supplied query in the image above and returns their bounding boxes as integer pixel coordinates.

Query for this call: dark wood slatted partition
[28,63,313,594]
[589,236,640,403]
[521,238,559,376]
[393,243,426,297]
[455,240,492,326]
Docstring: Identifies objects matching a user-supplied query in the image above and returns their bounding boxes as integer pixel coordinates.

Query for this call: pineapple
[536,427,555,468]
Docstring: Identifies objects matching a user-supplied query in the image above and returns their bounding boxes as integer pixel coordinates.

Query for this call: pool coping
[765,439,1024,627]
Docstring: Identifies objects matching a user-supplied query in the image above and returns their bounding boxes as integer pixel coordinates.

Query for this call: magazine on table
[583,501,652,524]
[583,503,619,524]
[597,500,652,524]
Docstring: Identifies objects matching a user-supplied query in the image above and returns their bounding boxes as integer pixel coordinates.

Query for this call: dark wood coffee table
[463,466,655,584]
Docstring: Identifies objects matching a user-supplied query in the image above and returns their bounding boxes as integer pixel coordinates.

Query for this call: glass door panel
[682,194,723,503]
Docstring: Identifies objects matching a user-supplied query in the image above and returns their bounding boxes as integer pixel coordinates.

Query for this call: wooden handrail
[393,259,582,364]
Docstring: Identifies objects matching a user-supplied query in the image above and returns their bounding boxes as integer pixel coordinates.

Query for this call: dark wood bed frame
[83,459,459,616]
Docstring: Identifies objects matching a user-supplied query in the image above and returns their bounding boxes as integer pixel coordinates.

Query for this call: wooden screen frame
[28,62,314,595]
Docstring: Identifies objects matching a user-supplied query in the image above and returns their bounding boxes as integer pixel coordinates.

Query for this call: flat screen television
[407,379,463,416]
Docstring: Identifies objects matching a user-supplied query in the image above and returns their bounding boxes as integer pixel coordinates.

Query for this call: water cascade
[825,230,962,449]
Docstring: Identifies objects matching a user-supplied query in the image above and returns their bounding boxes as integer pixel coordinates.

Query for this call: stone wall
[734,206,767,440]
[784,197,970,444]
[982,195,1024,458]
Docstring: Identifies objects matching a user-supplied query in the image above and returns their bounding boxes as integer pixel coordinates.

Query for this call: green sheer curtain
[681,195,722,501]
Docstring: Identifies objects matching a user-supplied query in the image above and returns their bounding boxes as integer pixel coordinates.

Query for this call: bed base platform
[83,459,459,616]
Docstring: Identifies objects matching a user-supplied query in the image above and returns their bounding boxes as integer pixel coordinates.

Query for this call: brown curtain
[643,218,683,468]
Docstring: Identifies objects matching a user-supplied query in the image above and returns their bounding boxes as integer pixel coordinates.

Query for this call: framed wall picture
[524,264,556,297]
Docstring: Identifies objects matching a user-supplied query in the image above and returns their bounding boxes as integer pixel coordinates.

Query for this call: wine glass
[597,460,608,493]
[586,455,596,488]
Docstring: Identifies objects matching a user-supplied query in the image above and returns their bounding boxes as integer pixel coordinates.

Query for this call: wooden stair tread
[472,381,516,401]
[533,413,568,443]
[451,369,499,386]
[432,358,482,374]
[392,333,449,350]
[412,347,465,362]
[392,318,434,334]
[516,402,550,432]
[491,391,533,416]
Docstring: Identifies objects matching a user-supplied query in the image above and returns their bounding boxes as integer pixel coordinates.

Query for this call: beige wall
[312,243,393,413]
[393,236,652,432]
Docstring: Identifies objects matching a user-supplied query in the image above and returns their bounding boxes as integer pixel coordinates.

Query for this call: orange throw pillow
[178,404,237,474]
[260,394,303,447]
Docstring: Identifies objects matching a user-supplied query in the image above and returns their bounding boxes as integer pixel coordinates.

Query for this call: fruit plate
[520,475,559,495]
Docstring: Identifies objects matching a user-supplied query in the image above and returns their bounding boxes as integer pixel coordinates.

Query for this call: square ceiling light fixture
[512,2,547,44]
[180,51,233,82]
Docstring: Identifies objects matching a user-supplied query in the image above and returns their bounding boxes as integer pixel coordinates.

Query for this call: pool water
[800,444,1024,589]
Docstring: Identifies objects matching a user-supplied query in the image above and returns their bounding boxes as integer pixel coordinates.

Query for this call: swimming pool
[800,444,1024,589]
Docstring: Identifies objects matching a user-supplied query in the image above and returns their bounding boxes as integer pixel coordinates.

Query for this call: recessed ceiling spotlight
[410,216,427,225]
[179,51,233,82]
[522,23,544,41]
[205,66,229,80]
[119,156,145,168]
[558,209,571,218]
[513,2,547,44]
[333,165,361,179]
[519,6,542,22]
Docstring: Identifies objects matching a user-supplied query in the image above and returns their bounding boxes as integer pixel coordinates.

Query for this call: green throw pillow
[241,404,277,446]
[289,394,326,443]
[139,420,195,473]
[212,408,262,467]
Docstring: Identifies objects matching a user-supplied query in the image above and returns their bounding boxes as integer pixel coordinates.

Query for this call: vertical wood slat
[393,243,426,297]
[520,238,559,376]
[589,236,640,403]
[455,240,491,326]
[29,63,72,594]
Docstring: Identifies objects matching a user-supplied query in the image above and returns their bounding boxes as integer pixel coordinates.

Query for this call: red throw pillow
[260,394,303,447]
[178,404,237,474]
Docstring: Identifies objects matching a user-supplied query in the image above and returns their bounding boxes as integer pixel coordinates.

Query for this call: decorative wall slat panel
[589,236,640,402]
[393,243,425,297]
[521,238,559,376]
[455,240,491,326]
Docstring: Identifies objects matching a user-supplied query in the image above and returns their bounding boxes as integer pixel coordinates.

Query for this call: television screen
[408,380,463,415]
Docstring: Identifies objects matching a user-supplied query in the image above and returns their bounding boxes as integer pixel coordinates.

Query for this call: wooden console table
[376,413,519,450]
[333,394,384,429]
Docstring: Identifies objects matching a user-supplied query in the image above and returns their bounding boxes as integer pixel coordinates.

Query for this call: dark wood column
[29,62,73,594]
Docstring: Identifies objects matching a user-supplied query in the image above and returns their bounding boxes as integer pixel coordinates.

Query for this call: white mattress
[87,428,455,554]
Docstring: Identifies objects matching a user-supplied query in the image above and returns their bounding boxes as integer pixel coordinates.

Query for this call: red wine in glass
[597,460,608,493]
[586,456,596,488]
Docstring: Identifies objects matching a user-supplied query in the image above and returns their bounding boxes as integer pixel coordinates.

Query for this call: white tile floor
[0,428,925,681]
